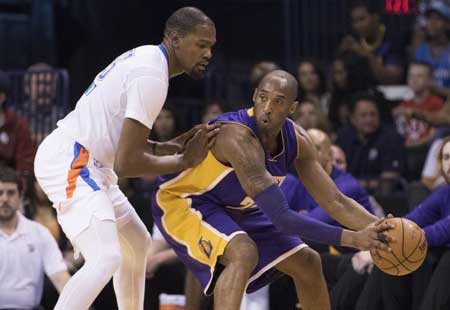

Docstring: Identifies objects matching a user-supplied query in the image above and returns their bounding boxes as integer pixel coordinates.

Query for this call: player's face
[441,140,450,182]
[0,182,20,222]
[351,100,380,136]
[176,24,216,80]
[253,77,297,132]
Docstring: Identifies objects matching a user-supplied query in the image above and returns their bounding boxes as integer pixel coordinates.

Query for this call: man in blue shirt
[416,1,450,97]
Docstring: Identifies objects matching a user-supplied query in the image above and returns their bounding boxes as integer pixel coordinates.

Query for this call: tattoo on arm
[212,124,275,197]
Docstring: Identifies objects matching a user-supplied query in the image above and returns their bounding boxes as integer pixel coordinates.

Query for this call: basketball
[371,217,428,276]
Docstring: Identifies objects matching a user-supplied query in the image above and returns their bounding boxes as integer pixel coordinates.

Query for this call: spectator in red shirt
[394,61,444,179]
[0,70,35,197]
[396,61,444,146]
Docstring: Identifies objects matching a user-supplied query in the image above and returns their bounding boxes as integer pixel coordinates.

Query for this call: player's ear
[170,31,182,48]
[289,101,298,115]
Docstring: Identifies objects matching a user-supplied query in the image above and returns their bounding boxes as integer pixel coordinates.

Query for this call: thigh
[73,216,120,261]
[152,190,245,295]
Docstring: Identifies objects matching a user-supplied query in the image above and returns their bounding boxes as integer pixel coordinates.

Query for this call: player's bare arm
[293,123,380,230]
[114,118,219,178]
[212,123,275,196]
[213,124,390,251]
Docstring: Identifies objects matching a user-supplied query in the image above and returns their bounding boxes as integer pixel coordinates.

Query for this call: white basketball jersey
[57,45,169,168]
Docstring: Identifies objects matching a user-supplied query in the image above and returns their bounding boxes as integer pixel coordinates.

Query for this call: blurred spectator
[394,61,444,179]
[149,105,179,142]
[415,1,450,97]
[331,144,347,172]
[297,59,328,112]
[292,99,331,133]
[201,101,225,124]
[0,167,70,309]
[22,63,65,145]
[422,138,447,190]
[394,61,444,146]
[339,2,403,84]
[336,92,405,195]
[250,61,280,88]
[328,52,377,130]
[0,70,35,200]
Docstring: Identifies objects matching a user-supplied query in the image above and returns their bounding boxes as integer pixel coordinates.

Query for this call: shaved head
[307,128,333,173]
[258,70,298,102]
[307,128,331,147]
[164,7,214,37]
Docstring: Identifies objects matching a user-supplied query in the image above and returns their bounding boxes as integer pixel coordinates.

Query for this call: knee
[221,234,259,272]
[290,248,323,281]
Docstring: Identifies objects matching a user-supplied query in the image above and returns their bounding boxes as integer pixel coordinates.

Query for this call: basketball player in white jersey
[34,7,217,310]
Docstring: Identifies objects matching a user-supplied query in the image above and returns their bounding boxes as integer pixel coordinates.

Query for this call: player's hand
[351,217,395,251]
[181,124,220,168]
[351,250,374,274]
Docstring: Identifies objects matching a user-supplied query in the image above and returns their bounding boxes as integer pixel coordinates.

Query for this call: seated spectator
[328,52,377,131]
[0,167,70,309]
[336,92,406,195]
[0,70,35,201]
[394,61,444,179]
[292,99,331,133]
[250,61,280,88]
[149,105,179,142]
[201,101,226,124]
[415,1,450,97]
[331,144,347,171]
[357,136,450,310]
[22,63,67,145]
[422,138,446,190]
[297,59,328,112]
[339,1,403,84]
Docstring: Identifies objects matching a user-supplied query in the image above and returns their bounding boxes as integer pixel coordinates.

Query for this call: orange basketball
[370,217,427,276]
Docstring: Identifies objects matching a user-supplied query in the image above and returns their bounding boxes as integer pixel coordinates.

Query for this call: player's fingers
[373,223,394,233]
[372,240,389,251]
[206,128,220,140]
[207,136,217,149]
[206,123,221,131]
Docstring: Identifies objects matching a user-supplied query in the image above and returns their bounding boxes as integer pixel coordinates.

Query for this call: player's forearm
[328,194,379,231]
[254,184,343,246]
[115,152,187,178]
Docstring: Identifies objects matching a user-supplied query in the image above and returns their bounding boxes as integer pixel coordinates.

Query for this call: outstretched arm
[212,124,389,250]
[115,119,219,177]
[293,124,379,230]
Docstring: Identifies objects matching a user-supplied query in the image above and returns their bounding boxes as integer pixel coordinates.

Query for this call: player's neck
[259,128,282,155]
[161,40,184,78]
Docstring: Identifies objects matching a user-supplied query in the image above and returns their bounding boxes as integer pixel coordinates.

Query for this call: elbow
[114,153,132,178]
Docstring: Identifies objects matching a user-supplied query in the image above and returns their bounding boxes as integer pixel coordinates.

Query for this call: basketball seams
[372,218,427,276]
[404,227,425,263]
